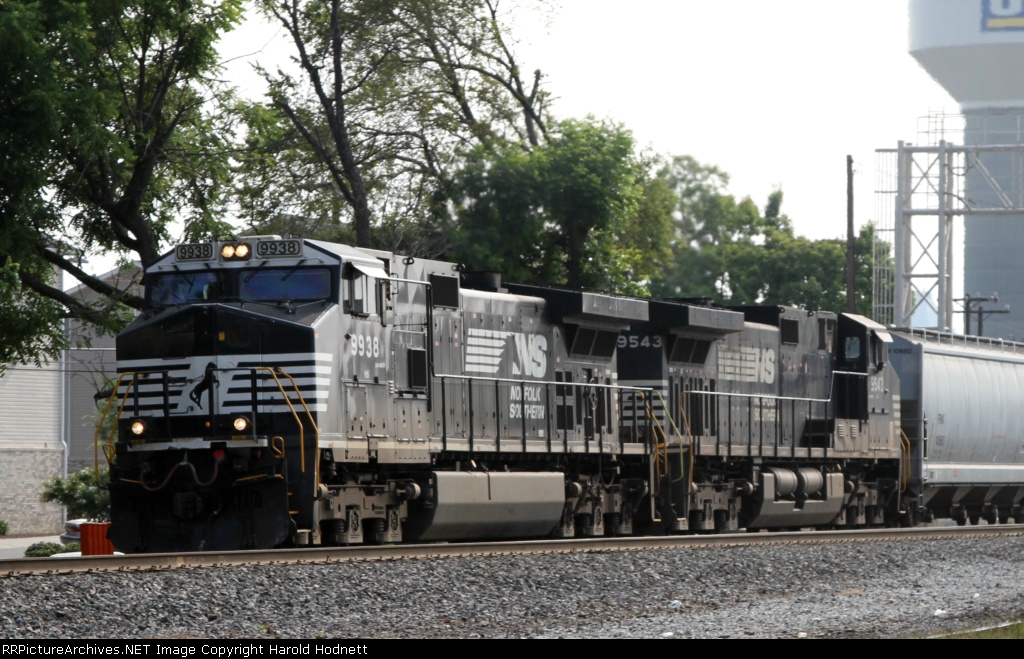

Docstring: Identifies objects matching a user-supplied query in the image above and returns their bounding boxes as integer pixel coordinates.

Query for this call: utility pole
[977,305,1011,337]
[960,293,1002,336]
[846,155,856,313]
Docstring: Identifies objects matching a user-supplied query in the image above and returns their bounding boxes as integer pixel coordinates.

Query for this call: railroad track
[3,524,1022,578]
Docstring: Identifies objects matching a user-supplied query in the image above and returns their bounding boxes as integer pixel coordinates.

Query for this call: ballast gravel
[2,536,1023,639]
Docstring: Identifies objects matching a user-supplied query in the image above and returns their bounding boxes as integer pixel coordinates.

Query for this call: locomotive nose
[118,304,314,361]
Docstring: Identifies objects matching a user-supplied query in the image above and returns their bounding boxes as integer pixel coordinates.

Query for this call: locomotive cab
[832,313,894,420]
[837,313,891,376]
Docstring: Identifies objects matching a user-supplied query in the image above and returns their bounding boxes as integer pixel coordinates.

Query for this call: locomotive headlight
[221,243,252,260]
[232,416,250,432]
[130,419,147,436]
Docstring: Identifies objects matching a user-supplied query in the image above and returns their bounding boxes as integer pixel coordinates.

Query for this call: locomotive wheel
[603,513,621,536]
[575,513,594,536]
[713,509,729,533]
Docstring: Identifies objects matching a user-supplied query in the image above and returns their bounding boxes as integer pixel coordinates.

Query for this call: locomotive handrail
[682,370,868,405]
[435,372,657,454]
[640,394,669,479]
[95,367,317,483]
[439,370,655,451]
[638,388,698,525]
[94,372,143,478]
[253,366,320,480]
[676,369,876,463]
[432,371,652,392]
[679,388,820,456]
[641,389,694,482]
[675,392,696,493]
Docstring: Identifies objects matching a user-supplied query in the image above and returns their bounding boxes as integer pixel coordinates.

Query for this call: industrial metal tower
[898,0,1024,338]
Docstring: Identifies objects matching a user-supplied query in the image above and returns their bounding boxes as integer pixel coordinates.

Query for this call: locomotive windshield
[146,267,334,309]
[148,272,226,306]
[240,267,331,302]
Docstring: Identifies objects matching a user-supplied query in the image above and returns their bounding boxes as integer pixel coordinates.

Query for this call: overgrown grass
[935,621,1024,639]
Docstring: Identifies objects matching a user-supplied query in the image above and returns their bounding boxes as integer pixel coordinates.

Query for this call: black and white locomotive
[102,235,1013,553]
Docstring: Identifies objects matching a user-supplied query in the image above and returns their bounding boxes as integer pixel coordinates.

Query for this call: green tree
[0,0,243,369]
[241,0,551,253]
[650,156,877,314]
[446,118,673,294]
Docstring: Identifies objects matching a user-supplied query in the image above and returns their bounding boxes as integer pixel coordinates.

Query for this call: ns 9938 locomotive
[102,235,907,553]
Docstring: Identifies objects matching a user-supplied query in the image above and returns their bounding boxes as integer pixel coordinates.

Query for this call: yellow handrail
[639,392,669,479]
[641,389,696,520]
[94,372,140,478]
[675,392,695,496]
[259,367,320,483]
[271,435,286,459]
[94,367,320,485]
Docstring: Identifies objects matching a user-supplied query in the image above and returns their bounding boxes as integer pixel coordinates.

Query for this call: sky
[216,0,957,247]
[510,0,956,241]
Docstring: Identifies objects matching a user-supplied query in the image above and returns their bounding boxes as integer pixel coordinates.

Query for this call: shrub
[24,541,81,558]
[0,519,9,536]
[24,542,65,558]
[40,467,110,521]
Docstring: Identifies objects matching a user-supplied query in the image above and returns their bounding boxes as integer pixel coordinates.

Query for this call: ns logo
[466,329,548,379]
[983,0,1024,30]
[718,346,777,385]
[510,333,548,378]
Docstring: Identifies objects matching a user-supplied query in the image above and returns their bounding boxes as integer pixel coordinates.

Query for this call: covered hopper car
[890,330,1024,526]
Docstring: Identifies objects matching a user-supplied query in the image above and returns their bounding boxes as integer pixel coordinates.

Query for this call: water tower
[909,0,1024,339]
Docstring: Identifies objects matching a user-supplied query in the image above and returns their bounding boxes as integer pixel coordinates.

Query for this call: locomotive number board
[256,239,302,258]
[175,243,214,261]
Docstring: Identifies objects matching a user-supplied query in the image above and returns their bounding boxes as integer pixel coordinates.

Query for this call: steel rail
[3,525,1022,578]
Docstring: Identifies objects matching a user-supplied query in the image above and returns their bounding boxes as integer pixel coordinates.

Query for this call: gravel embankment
[2,536,1023,639]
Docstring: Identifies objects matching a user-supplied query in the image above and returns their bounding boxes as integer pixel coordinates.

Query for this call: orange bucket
[80,522,115,555]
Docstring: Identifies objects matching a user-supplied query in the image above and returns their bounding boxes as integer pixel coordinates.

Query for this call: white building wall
[66,344,118,474]
[0,361,65,535]
[0,264,139,535]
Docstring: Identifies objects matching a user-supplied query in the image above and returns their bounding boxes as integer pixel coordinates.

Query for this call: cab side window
[844,336,861,362]
[345,268,379,316]
[872,337,886,368]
